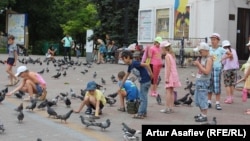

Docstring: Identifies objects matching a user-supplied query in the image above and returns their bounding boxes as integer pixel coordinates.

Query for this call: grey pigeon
[37,69,44,74]
[93,72,97,78]
[63,71,67,76]
[96,119,111,130]
[64,97,71,108]
[105,97,116,106]
[183,96,193,106]
[17,111,24,123]
[156,94,162,105]
[15,103,23,112]
[70,88,76,98]
[37,99,48,109]
[0,92,6,103]
[101,78,106,85]
[122,122,136,135]
[79,115,92,127]
[46,105,57,118]
[56,109,74,123]
[201,117,217,125]
[107,92,118,98]
[37,138,42,141]
[0,120,5,132]
[25,99,37,111]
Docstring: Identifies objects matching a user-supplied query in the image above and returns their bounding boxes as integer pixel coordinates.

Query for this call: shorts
[36,84,43,96]
[223,69,237,87]
[7,58,15,66]
[90,102,104,110]
[208,67,222,94]
[194,79,210,109]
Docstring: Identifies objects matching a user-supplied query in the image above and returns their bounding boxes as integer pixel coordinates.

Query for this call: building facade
[138,0,250,60]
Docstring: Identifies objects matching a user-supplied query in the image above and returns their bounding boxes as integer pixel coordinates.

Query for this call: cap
[210,33,220,40]
[15,66,28,77]
[160,41,171,48]
[193,42,210,52]
[222,40,231,47]
[154,36,162,43]
[85,81,97,91]
[246,41,250,47]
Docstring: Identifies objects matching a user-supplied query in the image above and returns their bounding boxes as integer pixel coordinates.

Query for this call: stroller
[16,44,28,56]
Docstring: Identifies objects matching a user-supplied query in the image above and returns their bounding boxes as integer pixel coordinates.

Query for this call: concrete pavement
[0,54,249,141]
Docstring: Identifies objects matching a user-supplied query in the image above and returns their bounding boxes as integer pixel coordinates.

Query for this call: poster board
[138,9,154,42]
[155,8,170,39]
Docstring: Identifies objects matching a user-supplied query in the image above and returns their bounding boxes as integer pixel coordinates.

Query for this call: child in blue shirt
[117,71,139,112]
[119,50,153,119]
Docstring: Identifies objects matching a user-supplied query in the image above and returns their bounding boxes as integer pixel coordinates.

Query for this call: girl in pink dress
[160,41,181,113]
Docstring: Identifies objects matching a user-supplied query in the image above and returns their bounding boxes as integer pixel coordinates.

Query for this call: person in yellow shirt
[73,81,106,118]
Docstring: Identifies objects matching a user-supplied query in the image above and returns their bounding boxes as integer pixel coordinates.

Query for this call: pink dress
[164,54,181,88]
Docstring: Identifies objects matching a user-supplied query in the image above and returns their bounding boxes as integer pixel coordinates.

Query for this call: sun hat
[154,36,163,43]
[85,81,97,91]
[15,66,28,77]
[210,33,221,40]
[160,41,171,48]
[222,40,231,47]
[193,42,210,52]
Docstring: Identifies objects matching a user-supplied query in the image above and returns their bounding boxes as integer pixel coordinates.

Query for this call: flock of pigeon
[0,56,143,141]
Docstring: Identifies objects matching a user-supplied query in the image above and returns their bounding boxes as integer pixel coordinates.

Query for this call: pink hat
[160,41,171,48]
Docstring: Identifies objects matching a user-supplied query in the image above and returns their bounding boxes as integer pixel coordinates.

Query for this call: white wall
[139,0,250,48]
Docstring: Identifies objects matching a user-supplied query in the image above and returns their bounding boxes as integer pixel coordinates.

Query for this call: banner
[174,0,189,39]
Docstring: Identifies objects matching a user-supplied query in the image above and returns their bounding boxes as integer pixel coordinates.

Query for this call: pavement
[0,54,250,141]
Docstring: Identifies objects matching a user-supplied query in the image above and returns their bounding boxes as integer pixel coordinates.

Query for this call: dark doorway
[236,8,250,60]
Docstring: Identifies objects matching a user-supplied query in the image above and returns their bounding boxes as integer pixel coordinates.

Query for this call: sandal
[244,111,250,115]
[132,114,144,119]
[117,107,126,112]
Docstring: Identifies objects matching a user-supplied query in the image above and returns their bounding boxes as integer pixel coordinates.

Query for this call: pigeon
[64,97,71,108]
[177,93,190,103]
[105,97,116,106]
[191,71,195,77]
[107,92,118,98]
[1,87,8,94]
[0,92,6,103]
[70,88,76,98]
[63,71,67,76]
[60,92,68,97]
[37,138,42,141]
[15,103,23,112]
[157,76,161,86]
[174,100,182,106]
[95,119,111,130]
[81,71,85,75]
[0,121,5,132]
[121,122,136,135]
[76,95,84,101]
[183,96,193,106]
[37,99,48,110]
[84,115,97,123]
[17,111,24,123]
[51,73,61,79]
[185,78,189,85]
[156,94,162,105]
[93,72,97,78]
[46,104,57,118]
[14,92,23,99]
[79,115,92,127]
[111,75,115,80]
[25,99,37,111]
[112,79,118,84]
[201,117,217,125]
[184,81,193,90]
[101,78,106,85]
[46,67,49,73]
[37,69,45,74]
[56,109,74,123]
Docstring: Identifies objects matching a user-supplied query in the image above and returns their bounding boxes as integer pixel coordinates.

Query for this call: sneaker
[160,108,173,114]
[194,114,202,119]
[195,116,207,122]
[224,98,233,104]
[85,107,92,115]
[208,103,212,108]
[117,107,126,112]
[215,104,222,110]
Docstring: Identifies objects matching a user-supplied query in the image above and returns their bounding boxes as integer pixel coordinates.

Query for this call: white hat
[210,33,221,40]
[160,41,171,48]
[15,66,28,77]
[246,41,250,47]
[193,42,210,52]
[222,40,231,47]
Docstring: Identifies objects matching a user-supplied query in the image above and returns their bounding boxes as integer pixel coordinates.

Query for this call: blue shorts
[36,84,43,96]
[7,58,15,66]
[194,79,210,109]
[209,67,222,94]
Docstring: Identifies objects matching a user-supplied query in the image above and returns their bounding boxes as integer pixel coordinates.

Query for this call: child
[74,81,106,118]
[6,66,47,101]
[119,50,153,119]
[117,71,139,112]
[221,40,239,104]
[193,42,213,122]
[160,41,181,114]
[6,35,19,86]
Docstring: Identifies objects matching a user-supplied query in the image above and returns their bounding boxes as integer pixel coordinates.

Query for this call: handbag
[126,99,140,114]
